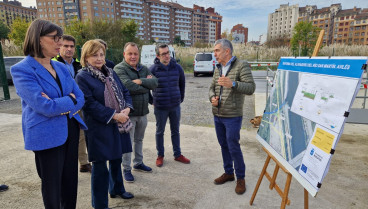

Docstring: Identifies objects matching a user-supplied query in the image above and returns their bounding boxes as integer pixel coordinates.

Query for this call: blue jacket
[149,57,185,109]
[10,55,87,151]
[75,67,133,162]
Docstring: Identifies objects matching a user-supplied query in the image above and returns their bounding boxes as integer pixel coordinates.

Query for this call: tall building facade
[36,0,115,25]
[35,0,222,46]
[269,3,368,45]
[192,4,222,44]
[116,0,193,46]
[267,4,299,41]
[231,24,248,44]
[0,0,37,27]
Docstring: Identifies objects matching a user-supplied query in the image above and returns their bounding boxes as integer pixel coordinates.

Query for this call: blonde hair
[80,40,106,67]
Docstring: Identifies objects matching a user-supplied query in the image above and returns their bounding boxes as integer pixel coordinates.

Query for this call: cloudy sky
[19,0,368,41]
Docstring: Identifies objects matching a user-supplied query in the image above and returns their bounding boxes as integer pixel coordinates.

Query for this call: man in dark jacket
[114,42,158,182]
[149,43,190,167]
[53,35,91,173]
[209,39,255,195]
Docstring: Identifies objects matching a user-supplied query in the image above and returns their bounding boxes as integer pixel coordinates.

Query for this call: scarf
[84,64,132,133]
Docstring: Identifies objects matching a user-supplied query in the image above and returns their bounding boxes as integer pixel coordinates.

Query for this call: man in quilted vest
[209,39,255,195]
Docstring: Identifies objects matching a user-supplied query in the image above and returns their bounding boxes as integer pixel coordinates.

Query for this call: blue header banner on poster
[278,57,367,78]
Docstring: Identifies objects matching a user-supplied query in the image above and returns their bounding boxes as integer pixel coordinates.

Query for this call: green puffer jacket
[114,60,158,116]
[209,57,255,117]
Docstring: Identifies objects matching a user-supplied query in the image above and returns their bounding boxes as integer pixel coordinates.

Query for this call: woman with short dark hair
[76,40,134,209]
[10,19,87,209]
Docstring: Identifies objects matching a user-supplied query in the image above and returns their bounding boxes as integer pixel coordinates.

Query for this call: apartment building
[231,24,248,44]
[35,0,222,46]
[267,4,299,40]
[269,3,368,46]
[333,7,367,45]
[115,0,193,45]
[36,0,115,25]
[0,0,37,27]
[192,4,222,44]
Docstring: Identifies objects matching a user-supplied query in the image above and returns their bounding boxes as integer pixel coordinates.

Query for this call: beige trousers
[78,130,89,165]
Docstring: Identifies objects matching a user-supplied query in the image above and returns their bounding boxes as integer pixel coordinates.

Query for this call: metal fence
[0,42,10,101]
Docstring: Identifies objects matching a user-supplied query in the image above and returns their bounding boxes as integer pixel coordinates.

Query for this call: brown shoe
[80,164,92,173]
[214,173,235,185]
[156,156,164,167]
[235,179,246,194]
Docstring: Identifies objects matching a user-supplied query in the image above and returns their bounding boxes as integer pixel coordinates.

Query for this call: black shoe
[0,184,9,192]
[110,192,134,199]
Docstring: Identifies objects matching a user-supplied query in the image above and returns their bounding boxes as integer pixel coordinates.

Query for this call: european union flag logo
[301,164,308,173]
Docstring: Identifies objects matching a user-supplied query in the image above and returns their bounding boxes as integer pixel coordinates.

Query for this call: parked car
[140,45,176,69]
[3,56,25,85]
[193,52,217,77]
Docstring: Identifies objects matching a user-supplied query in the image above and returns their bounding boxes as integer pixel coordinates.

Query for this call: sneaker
[214,173,235,185]
[133,163,152,172]
[235,179,246,194]
[174,155,190,164]
[0,184,9,192]
[123,171,135,183]
[80,163,92,173]
[156,156,164,167]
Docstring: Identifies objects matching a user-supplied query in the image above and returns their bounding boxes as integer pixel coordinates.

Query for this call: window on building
[95,12,99,16]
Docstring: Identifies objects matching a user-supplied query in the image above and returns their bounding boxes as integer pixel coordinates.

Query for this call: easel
[250,29,325,209]
[249,147,308,209]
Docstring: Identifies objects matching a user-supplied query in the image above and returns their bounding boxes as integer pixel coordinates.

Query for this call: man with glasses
[53,35,92,173]
[149,44,190,167]
[209,39,255,195]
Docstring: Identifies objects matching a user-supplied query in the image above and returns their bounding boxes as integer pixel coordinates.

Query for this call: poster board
[256,56,367,196]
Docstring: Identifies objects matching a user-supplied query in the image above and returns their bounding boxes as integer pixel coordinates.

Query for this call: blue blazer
[11,55,87,151]
[76,67,133,162]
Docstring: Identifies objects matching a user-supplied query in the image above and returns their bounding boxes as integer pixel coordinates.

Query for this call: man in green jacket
[114,42,158,183]
[209,39,255,195]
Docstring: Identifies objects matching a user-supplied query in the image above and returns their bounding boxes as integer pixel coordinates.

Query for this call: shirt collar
[222,56,236,67]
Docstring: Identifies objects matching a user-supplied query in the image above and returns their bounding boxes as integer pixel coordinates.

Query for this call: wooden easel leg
[304,189,309,209]
[280,173,292,209]
[249,155,271,205]
[269,164,280,190]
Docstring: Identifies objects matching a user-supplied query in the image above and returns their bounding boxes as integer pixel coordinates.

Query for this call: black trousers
[34,118,80,209]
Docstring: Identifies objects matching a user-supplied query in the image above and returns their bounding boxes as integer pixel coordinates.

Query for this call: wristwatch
[232,81,236,88]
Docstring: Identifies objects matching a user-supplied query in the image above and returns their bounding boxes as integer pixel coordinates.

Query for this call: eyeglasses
[160,51,170,57]
[43,34,62,43]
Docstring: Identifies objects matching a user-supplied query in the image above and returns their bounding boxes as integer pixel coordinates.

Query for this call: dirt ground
[0,112,367,209]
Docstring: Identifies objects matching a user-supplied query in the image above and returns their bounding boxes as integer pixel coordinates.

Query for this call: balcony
[152,30,169,34]
[120,9,142,15]
[151,25,169,29]
[151,10,169,15]
[175,10,191,15]
[175,15,191,20]
[175,19,191,24]
[120,4,142,10]
[152,34,170,38]
[151,15,169,20]
[121,15,143,20]
[176,25,191,28]
[150,5,169,10]
[124,0,142,4]
[151,20,169,24]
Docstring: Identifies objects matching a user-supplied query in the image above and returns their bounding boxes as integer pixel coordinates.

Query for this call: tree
[221,29,233,41]
[64,18,139,63]
[265,35,291,48]
[173,35,185,46]
[290,21,320,56]
[8,18,31,47]
[0,22,10,41]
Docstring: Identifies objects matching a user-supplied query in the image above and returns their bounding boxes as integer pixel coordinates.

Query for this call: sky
[19,0,368,41]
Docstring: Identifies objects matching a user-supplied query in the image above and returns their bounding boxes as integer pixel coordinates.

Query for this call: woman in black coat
[75,40,134,209]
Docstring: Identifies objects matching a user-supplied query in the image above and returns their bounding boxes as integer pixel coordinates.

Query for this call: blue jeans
[154,105,181,158]
[214,116,245,179]
[91,159,126,209]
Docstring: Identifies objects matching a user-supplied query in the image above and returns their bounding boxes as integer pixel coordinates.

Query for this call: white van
[193,52,217,77]
[140,45,176,68]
